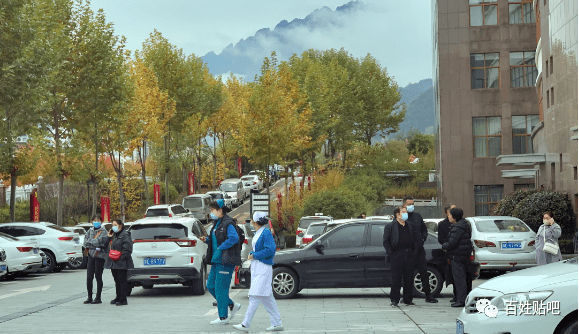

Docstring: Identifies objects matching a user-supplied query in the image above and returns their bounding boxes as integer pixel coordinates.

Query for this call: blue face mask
[112,226,119,233]
[406,205,414,213]
[210,213,218,220]
[93,222,101,229]
[401,213,409,221]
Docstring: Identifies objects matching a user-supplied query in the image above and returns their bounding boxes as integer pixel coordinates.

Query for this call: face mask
[93,222,101,229]
[210,213,218,220]
[112,226,119,233]
[406,205,414,213]
[543,220,550,225]
[401,213,409,221]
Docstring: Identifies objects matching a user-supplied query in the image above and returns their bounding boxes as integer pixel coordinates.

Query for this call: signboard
[250,192,270,217]
[153,184,160,205]
[30,188,40,222]
[188,172,195,195]
[101,196,110,222]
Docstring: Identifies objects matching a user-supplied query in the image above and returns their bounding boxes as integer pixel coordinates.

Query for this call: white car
[299,222,328,247]
[126,217,209,295]
[295,215,333,247]
[239,223,254,262]
[423,218,444,233]
[62,226,87,269]
[0,222,82,273]
[0,247,7,278]
[0,232,42,277]
[241,175,263,192]
[457,257,578,334]
[144,204,193,219]
[219,179,245,207]
[206,191,234,211]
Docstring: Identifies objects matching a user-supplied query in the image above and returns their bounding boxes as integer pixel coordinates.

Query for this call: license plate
[144,258,166,266]
[33,249,38,254]
[456,320,464,334]
[501,242,522,249]
[0,265,6,271]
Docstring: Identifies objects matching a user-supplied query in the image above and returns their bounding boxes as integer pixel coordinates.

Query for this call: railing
[383,197,438,206]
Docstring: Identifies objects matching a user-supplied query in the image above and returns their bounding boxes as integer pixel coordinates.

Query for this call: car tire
[67,256,84,270]
[142,284,154,289]
[52,263,66,273]
[558,318,578,334]
[188,264,207,295]
[37,250,56,273]
[413,266,443,298]
[272,267,299,299]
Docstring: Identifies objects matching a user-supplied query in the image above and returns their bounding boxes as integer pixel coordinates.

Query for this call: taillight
[474,240,496,248]
[528,240,535,247]
[296,230,301,236]
[133,239,196,247]
[168,213,172,217]
[253,182,257,185]
[58,237,74,241]
[143,214,146,218]
[17,247,33,252]
[302,237,313,244]
[175,240,196,247]
[243,239,248,244]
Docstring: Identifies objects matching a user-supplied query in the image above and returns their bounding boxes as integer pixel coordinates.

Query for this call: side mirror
[186,209,190,212]
[298,232,304,238]
[313,241,324,250]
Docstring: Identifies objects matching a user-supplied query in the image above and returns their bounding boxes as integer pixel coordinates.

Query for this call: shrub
[302,187,367,219]
[343,169,392,208]
[492,189,539,216]
[0,201,31,224]
[511,190,576,236]
[225,169,239,179]
[385,184,436,199]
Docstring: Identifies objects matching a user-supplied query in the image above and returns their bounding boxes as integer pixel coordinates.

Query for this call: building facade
[433,0,542,216]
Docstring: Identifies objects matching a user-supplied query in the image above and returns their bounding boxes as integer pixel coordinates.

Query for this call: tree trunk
[92,119,98,218]
[164,135,170,204]
[182,164,187,195]
[116,161,125,224]
[138,143,149,208]
[57,172,64,226]
[212,134,217,189]
[9,170,16,222]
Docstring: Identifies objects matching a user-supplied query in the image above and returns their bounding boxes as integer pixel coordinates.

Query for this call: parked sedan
[0,247,6,279]
[457,257,577,334]
[424,218,444,234]
[239,219,480,299]
[298,222,328,247]
[241,175,263,192]
[0,232,42,277]
[206,191,234,211]
[62,226,87,269]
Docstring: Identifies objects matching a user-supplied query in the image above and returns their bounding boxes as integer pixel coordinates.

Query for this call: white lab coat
[248,226,274,297]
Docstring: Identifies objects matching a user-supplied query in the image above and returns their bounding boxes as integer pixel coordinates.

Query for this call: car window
[425,222,438,233]
[0,232,18,241]
[74,228,86,235]
[320,224,365,249]
[184,197,203,209]
[145,208,170,217]
[130,224,188,240]
[190,222,202,237]
[173,205,186,214]
[299,218,329,229]
[243,224,254,238]
[370,224,385,246]
[220,183,237,192]
[197,222,208,237]
[0,227,11,236]
[306,224,326,236]
[474,219,530,233]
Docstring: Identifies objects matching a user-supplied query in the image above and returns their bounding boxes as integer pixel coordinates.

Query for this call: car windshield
[0,232,18,241]
[183,198,203,208]
[220,183,237,192]
[241,176,254,181]
[474,219,531,233]
[130,224,188,240]
[208,193,223,200]
[47,225,72,233]
[306,224,326,235]
[145,208,170,217]
[299,218,329,229]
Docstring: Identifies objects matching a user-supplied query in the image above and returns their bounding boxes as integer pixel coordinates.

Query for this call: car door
[363,223,392,287]
[300,224,367,288]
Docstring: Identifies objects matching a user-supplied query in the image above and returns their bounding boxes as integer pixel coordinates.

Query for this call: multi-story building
[433,0,544,216]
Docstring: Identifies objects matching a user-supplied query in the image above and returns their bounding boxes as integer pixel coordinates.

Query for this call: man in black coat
[383,206,415,307]
[437,204,457,303]
[403,196,438,303]
[442,207,472,307]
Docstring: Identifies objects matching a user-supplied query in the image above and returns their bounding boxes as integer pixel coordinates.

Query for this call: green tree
[407,133,435,156]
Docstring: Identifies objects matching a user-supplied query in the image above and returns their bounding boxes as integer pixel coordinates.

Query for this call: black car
[239,219,480,299]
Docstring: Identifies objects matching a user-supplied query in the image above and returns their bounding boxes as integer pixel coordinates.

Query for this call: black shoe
[450,298,457,303]
[213,301,217,307]
[83,298,93,304]
[116,301,128,306]
[110,299,118,305]
[390,301,399,307]
[91,299,102,304]
[425,295,438,303]
[403,301,416,306]
[451,302,466,308]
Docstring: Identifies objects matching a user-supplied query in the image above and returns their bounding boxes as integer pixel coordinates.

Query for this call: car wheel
[142,284,154,289]
[558,318,578,334]
[67,256,84,270]
[272,267,299,299]
[52,263,67,273]
[188,264,207,295]
[413,266,443,298]
[37,250,56,273]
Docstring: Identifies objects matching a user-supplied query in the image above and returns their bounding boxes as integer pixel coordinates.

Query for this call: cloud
[217,71,246,84]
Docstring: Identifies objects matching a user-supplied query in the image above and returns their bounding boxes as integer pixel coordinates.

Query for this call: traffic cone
[231,266,244,289]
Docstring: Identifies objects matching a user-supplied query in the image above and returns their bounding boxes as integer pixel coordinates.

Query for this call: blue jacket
[250,228,276,266]
[206,216,239,266]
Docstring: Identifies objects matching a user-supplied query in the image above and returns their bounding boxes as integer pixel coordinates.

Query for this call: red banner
[30,189,40,222]
[153,184,160,205]
[101,196,110,222]
[237,157,242,177]
[188,172,195,195]
[308,176,311,191]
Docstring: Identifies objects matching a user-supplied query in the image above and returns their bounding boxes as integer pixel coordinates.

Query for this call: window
[130,224,188,240]
[574,167,577,181]
[514,183,534,191]
[509,1,535,24]
[512,115,539,154]
[474,185,504,216]
[471,53,500,89]
[474,219,530,232]
[551,87,555,105]
[545,59,549,78]
[549,56,553,74]
[546,90,550,107]
[145,208,170,217]
[470,0,498,26]
[320,224,365,249]
[370,224,385,247]
[473,117,502,157]
[510,52,538,87]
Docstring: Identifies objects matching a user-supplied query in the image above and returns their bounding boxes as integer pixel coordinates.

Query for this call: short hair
[444,204,454,214]
[543,211,554,218]
[393,206,407,216]
[91,215,101,222]
[112,219,124,229]
[403,196,413,204]
[449,208,463,221]
[209,200,231,214]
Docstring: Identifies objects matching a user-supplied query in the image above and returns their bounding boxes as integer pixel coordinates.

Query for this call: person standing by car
[403,196,438,303]
[442,207,471,308]
[437,204,457,303]
[233,212,284,333]
[200,199,242,325]
[535,211,563,265]
[103,219,133,306]
[383,206,415,307]
[83,215,107,304]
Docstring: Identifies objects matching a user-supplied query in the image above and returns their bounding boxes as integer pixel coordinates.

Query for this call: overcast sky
[89,0,432,86]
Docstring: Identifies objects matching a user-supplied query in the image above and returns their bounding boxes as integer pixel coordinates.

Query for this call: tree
[407,133,435,156]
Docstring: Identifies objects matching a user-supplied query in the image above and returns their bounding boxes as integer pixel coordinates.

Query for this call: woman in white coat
[233,212,284,332]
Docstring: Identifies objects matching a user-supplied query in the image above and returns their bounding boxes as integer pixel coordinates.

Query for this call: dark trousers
[390,248,415,303]
[111,269,128,303]
[414,247,431,296]
[448,260,473,301]
[451,259,468,304]
[86,257,105,299]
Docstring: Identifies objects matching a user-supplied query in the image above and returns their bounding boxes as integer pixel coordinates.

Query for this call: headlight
[490,291,553,311]
[241,260,251,269]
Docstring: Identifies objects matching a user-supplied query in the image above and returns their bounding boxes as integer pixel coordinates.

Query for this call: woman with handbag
[535,211,563,265]
[103,219,134,306]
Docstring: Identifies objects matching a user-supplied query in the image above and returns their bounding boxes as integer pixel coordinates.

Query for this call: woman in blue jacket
[200,199,242,325]
[233,212,284,332]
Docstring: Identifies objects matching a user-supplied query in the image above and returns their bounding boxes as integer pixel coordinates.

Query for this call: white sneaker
[210,318,229,325]
[232,324,249,332]
[229,302,242,321]
[266,325,285,331]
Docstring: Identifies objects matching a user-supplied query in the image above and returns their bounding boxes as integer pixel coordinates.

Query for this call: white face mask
[543,220,550,225]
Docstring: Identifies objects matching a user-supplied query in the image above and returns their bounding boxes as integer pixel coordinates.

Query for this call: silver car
[467,216,537,270]
[239,223,254,261]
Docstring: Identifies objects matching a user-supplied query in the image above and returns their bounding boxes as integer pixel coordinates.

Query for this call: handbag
[108,239,122,261]
[542,226,560,255]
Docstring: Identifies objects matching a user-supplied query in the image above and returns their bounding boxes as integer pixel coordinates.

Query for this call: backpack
[231,218,245,248]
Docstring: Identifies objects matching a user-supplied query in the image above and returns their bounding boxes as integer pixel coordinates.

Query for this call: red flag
[101,197,110,222]
[237,158,242,178]
[188,172,195,195]
[30,189,40,222]
[153,184,160,205]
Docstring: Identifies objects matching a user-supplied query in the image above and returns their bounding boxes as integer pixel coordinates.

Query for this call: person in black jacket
[103,219,134,306]
[437,204,457,303]
[442,207,472,307]
[403,196,437,303]
[383,206,415,307]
